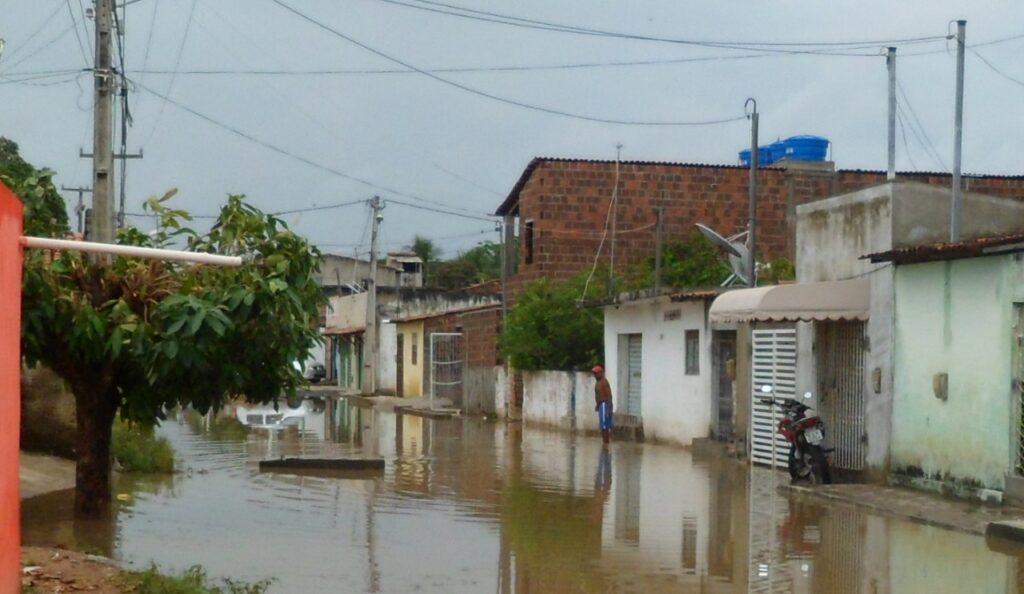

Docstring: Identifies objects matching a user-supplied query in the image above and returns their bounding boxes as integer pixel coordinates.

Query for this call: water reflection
[19,397,1024,593]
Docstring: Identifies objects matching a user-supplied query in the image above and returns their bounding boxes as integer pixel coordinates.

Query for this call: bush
[125,565,272,594]
[111,421,175,473]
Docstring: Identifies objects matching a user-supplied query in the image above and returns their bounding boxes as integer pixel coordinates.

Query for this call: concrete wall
[464,366,498,415]
[319,254,400,289]
[892,255,1016,493]
[521,370,598,433]
[603,298,713,446]
[892,183,1024,248]
[397,321,424,398]
[377,323,397,395]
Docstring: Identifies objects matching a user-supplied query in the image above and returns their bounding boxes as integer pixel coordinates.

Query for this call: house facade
[601,290,724,447]
[868,234,1024,501]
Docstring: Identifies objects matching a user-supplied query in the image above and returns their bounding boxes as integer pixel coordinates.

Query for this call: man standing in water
[592,365,613,444]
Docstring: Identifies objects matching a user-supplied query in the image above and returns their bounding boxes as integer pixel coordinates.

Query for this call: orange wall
[0,183,23,594]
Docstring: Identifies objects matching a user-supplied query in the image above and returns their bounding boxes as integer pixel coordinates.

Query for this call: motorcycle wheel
[787,447,801,481]
[808,447,832,485]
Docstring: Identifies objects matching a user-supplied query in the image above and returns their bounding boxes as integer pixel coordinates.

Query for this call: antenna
[695,223,750,286]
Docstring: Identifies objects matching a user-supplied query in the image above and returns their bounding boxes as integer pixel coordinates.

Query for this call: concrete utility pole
[61,186,92,234]
[91,0,115,244]
[951,20,967,241]
[887,47,897,181]
[654,206,664,291]
[362,196,383,396]
[745,98,759,287]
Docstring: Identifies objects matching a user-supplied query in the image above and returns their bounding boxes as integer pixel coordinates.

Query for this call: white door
[626,334,643,417]
[750,328,797,468]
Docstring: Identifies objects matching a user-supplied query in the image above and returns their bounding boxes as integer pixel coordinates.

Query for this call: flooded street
[20,398,1024,593]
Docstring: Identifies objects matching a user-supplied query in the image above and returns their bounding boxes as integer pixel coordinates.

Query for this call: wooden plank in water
[259,458,385,472]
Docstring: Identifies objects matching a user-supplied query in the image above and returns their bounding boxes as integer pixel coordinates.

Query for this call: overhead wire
[384,198,494,222]
[64,0,91,67]
[270,0,748,127]
[1,19,80,72]
[896,80,948,170]
[134,0,160,111]
[132,79,493,218]
[894,109,919,171]
[142,0,197,147]
[970,47,1024,89]
[2,1,66,63]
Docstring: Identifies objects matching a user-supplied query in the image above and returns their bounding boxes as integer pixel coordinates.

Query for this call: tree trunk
[73,384,117,516]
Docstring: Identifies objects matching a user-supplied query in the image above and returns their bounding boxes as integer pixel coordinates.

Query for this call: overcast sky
[2,0,1023,257]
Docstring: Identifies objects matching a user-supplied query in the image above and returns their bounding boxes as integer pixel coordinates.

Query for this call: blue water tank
[738,146,774,166]
[783,135,829,161]
[767,140,787,164]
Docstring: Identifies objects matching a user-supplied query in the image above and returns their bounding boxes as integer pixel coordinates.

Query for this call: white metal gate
[817,322,867,470]
[428,332,463,407]
[626,334,643,417]
[751,328,797,468]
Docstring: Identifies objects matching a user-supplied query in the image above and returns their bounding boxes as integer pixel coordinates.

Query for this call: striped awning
[708,278,869,323]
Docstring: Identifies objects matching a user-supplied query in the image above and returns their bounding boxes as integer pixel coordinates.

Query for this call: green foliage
[758,257,796,285]
[498,271,608,371]
[112,420,175,473]
[631,231,730,289]
[125,564,273,594]
[432,240,502,290]
[411,235,440,285]
[0,137,69,237]
[182,407,251,441]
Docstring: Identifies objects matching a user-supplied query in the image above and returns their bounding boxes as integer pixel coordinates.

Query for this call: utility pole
[61,185,93,234]
[363,196,383,396]
[951,20,967,241]
[654,206,664,291]
[608,143,622,298]
[887,47,897,181]
[78,146,143,228]
[745,98,759,287]
[91,0,115,245]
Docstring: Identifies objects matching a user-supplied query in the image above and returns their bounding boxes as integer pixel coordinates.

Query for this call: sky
[1,0,1023,258]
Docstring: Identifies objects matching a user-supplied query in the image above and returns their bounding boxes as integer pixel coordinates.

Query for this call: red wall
[0,183,24,594]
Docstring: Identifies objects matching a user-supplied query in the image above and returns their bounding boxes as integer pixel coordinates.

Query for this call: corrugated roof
[391,302,501,323]
[865,233,1024,265]
[495,157,1024,216]
[669,288,725,302]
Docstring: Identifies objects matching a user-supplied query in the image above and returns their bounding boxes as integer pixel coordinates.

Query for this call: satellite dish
[695,223,750,286]
[696,223,741,258]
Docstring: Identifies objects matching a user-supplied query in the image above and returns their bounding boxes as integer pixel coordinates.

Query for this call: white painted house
[602,289,727,447]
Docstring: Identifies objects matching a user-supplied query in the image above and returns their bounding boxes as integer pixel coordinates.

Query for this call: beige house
[395,321,425,398]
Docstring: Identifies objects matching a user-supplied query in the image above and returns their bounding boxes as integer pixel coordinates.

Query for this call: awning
[708,278,869,323]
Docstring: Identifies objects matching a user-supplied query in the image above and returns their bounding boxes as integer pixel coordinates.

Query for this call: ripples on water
[21,398,1024,593]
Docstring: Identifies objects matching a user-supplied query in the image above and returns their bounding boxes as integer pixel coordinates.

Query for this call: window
[411,333,418,365]
[524,220,535,265]
[685,330,700,375]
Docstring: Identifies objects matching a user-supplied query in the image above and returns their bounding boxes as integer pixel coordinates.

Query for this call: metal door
[626,334,643,417]
[751,328,797,467]
[429,332,463,406]
[713,331,737,441]
[816,322,866,470]
[395,333,404,398]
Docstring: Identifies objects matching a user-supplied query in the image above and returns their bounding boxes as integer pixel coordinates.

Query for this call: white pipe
[21,236,243,267]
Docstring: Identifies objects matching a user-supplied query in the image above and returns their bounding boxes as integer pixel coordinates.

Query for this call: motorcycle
[758,386,833,484]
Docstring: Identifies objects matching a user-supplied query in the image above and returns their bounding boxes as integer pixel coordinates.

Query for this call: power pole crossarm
[362,196,382,396]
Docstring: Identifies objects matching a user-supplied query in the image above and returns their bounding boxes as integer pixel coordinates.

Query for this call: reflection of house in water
[234,399,327,441]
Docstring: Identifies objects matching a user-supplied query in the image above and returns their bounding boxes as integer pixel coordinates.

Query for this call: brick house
[495,157,1024,297]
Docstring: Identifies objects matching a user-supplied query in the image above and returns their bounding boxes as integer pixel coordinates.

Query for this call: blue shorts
[598,402,614,431]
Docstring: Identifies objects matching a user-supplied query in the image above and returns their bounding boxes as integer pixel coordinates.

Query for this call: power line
[142,0,196,147]
[2,1,65,63]
[1,19,80,72]
[77,0,93,55]
[270,0,748,127]
[127,51,780,76]
[896,80,948,170]
[896,102,940,171]
[375,0,944,55]
[384,198,495,222]
[272,199,367,216]
[970,47,1024,89]
[895,109,918,170]
[132,79,495,217]
[64,0,91,67]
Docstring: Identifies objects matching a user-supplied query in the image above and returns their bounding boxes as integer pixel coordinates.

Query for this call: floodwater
[21,397,1024,593]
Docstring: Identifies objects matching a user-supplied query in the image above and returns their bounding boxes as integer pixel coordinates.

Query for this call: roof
[670,288,725,302]
[865,233,1024,265]
[495,157,1024,216]
[708,279,869,323]
[391,302,501,323]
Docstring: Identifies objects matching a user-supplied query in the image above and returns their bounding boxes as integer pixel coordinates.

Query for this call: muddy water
[21,398,1024,593]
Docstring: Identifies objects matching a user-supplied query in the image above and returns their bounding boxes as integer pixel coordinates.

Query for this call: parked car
[293,360,326,383]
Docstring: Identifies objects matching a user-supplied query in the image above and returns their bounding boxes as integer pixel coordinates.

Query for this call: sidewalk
[780,481,1024,537]
[19,452,75,499]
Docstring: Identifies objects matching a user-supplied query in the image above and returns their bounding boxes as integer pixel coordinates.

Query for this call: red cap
[592,365,604,374]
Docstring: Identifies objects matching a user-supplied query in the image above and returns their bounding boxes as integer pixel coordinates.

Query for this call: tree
[631,231,730,289]
[498,271,609,371]
[18,178,325,515]
[459,241,502,282]
[0,138,68,236]
[411,235,441,285]
[434,258,479,291]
